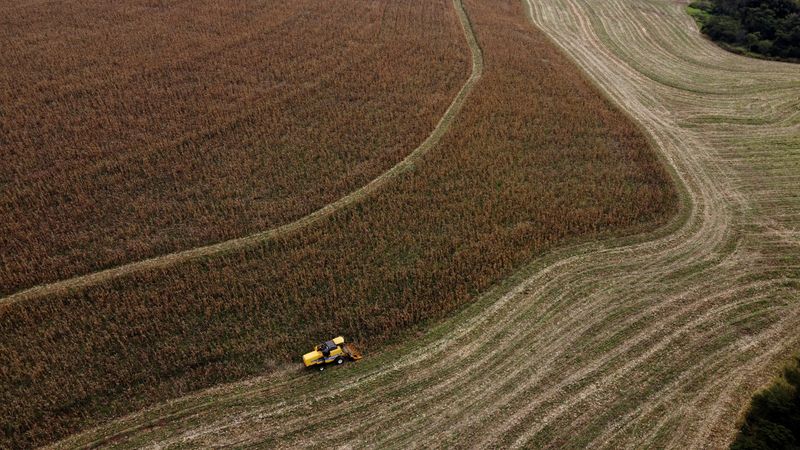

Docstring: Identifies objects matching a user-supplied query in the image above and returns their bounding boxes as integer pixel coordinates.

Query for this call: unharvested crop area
[43,0,800,448]
[0,0,469,295]
[0,0,677,447]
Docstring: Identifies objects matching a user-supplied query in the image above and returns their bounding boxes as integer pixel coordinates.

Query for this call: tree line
[689,0,800,60]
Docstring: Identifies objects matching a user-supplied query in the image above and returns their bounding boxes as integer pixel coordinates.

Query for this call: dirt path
[0,0,483,308]
[50,0,799,448]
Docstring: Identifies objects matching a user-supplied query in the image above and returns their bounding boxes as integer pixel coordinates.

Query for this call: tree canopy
[690,0,800,60]
[731,355,800,450]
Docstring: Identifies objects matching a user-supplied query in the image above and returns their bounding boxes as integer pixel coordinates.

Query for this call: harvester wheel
[336,357,344,365]
[318,365,325,371]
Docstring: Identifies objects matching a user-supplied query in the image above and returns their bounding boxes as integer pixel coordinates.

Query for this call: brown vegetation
[0,0,469,295]
[0,0,677,447]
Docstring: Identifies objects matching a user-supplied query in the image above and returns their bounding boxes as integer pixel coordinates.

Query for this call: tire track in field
[50,0,800,448]
[0,0,484,308]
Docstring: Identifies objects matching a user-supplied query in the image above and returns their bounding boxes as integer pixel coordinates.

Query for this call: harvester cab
[302,336,362,371]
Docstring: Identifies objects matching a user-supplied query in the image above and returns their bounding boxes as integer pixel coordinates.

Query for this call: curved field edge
[52,174,692,450]
[48,0,800,448]
[0,0,681,447]
[1,0,472,297]
[0,0,482,306]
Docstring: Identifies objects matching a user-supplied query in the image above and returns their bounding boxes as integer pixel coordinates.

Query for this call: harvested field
[42,0,800,448]
[0,0,678,447]
[0,0,470,295]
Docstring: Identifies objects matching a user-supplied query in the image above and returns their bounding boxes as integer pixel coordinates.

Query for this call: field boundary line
[1,0,483,308]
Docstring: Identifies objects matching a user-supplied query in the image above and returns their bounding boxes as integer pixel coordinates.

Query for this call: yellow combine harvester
[302,336,362,371]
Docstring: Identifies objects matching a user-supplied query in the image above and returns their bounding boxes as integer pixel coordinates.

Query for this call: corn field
[0,0,469,295]
[0,0,678,447]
